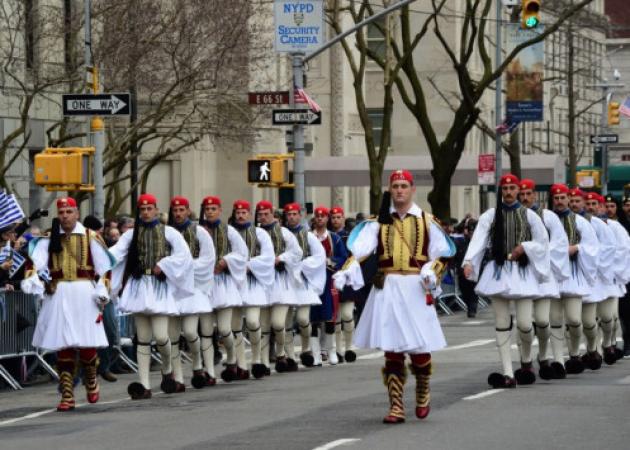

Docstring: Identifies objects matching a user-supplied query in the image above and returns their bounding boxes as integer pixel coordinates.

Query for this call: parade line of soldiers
[15,169,630,424]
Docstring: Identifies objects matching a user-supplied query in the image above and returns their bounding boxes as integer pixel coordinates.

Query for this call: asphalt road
[1,308,629,450]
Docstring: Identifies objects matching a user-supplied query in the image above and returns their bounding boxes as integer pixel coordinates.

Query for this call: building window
[366,18,386,60]
[367,108,390,149]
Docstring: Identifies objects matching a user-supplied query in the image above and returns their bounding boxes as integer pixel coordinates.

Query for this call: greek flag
[0,242,26,278]
[0,190,25,229]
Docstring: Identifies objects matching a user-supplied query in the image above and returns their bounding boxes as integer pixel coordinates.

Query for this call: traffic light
[521,0,541,29]
[247,154,293,187]
[34,147,95,191]
[608,101,621,126]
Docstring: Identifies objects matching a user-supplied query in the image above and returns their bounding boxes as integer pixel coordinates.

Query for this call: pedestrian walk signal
[34,147,95,192]
[247,156,291,186]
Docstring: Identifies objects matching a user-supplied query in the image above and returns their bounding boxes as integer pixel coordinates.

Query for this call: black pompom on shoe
[160,373,177,394]
[488,372,516,389]
[299,352,314,367]
[538,360,555,380]
[550,362,567,379]
[515,362,536,385]
[191,370,207,389]
[252,363,267,379]
[344,350,357,363]
[128,382,151,400]
[564,356,585,374]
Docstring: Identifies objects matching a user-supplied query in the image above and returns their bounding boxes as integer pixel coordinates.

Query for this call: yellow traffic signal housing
[608,101,621,126]
[521,0,541,29]
[247,154,293,187]
[34,147,95,192]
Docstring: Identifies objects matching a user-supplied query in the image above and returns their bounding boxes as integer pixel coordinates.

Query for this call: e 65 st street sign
[63,93,131,116]
[272,109,321,125]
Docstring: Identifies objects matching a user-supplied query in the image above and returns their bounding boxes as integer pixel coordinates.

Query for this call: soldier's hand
[510,244,525,260]
[568,245,579,256]
[463,264,473,279]
[214,259,227,274]
[4,283,14,292]
[275,256,282,266]
[152,265,163,276]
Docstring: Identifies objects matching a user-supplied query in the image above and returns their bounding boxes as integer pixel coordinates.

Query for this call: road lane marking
[0,408,57,426]
[463,389,503,401]
[312,438,361,450]
[443,339,495,351]
[617,375,630,385]
[358,351,384,360]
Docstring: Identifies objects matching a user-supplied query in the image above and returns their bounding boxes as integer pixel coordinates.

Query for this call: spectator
[454,218,479,318]
[83,216,119,383]
[118,216,134,234]
[105,227,121,247]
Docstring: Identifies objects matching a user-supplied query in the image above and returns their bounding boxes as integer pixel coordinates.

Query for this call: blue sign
[274,1,325,53]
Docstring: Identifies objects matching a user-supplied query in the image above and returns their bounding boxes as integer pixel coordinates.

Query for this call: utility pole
[84,0,105,220]
[494,0,503,189]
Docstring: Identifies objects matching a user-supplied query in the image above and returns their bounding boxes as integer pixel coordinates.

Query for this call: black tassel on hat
[491,192,505,266]
[377,191,393,225]
[48,218,62,255]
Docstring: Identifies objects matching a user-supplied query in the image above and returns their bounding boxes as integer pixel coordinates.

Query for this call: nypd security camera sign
[274,1,324,53]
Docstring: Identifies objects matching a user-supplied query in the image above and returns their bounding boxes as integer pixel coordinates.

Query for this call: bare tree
[334,0,594,219]
[91,0,257,215]
[0,1,80,189]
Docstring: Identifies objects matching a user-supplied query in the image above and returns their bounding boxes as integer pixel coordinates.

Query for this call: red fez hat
[330,206,345,215]
[569,188,584,198]
[550,184,569,195]
[256,200,274,212]
[202,196,221,207]
[56,197,77,209]
[170,196,189,208]
[519,179,535,190]
[499,174,520,187]
[596,194,606,204]
[233,199,250,211]
[314,205,329,216]
[584,192,598,201]
[138,193,157,206]
[389,170,414,185]
[283,202,301,213]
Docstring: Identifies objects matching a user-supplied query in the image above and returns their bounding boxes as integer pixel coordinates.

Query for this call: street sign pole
[292,53,306,210]
[84,0,105,220]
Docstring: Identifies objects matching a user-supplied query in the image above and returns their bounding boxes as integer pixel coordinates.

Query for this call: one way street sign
[272,109,321,125]
[62,93,131,116]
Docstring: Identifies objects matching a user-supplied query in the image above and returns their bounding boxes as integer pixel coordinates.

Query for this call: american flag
[294,88,321,113]
[619,96,630,118]
[0,190,25,229]
[495,119,519,135]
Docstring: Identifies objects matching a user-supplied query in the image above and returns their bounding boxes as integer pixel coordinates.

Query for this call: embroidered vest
[137,224,171,273]
[237,226,261,259]
[377,213,429,272]
[208,223,232,260]
[180,224,200,258]
[291,228,311,259]
[266,223,286,256]
[490,206,532,256]
[560,212,581,246]
[48,231,97,281]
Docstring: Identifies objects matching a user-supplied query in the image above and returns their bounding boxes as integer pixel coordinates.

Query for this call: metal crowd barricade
[0,290,58,390]
[437,268,488,314]
[116,311,138,372]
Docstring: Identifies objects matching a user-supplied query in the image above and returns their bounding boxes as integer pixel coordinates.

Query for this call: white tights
[335,302,355,354]
[490,297,533,377]
[134,314,171,389]
[168,315,202,383]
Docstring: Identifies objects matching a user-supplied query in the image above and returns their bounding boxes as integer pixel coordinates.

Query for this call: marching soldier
[580,192,616,370]
[311,206,348,365]
[199,196,248,383]
[231,200,275,379]
[283,203,326,369]
[109,193,194,400]
[330,206,357,363]
[168,196,215,389]
[463,174,550,388]
[255,200,303,373]
[22,198,114,411]
[518,180,570,379]
[334,170,454,423]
